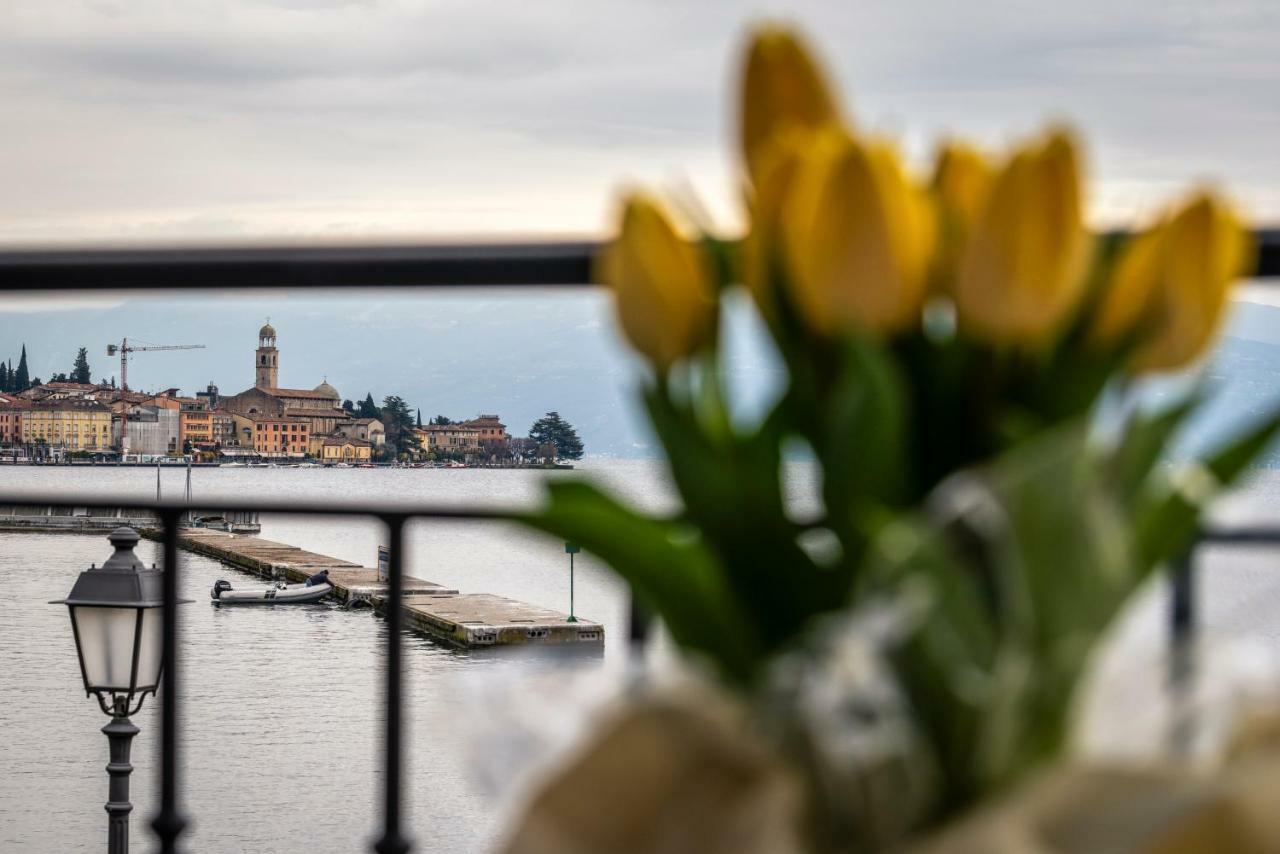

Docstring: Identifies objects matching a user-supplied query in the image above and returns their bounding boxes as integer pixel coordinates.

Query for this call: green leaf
[819,337,910,516]
[520,479,762,682]
[642,382,847,653]
[880,423,1146,817]
[1136,403,1280,569]
[1106,392,1200,509]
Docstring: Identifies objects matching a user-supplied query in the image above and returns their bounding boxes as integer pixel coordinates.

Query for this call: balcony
[2,232,1279,852]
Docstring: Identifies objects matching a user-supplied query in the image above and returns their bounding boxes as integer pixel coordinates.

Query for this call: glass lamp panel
[71,605,141,692]
[134,606,164,691]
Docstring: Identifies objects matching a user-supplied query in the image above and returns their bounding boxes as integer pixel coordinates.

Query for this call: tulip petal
[740,26,841,188]
[954,129,1088,345]
[783,133,932,335]
[933,141,994,229]
[1135,195,1251,372]
[1092,193,1251,373]
[931,141,995,294]
[599,194,717,370]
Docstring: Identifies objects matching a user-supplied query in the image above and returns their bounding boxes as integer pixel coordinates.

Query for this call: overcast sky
[1,0,1277,245]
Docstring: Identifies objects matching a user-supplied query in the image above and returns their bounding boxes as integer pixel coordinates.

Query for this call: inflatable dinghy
[211,569,333,605]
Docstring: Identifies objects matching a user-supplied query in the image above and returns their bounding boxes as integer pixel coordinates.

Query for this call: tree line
[339,392,585,462]
[0,345,98,393]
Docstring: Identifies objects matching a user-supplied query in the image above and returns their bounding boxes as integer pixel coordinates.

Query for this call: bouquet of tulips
[516,24,1278,853]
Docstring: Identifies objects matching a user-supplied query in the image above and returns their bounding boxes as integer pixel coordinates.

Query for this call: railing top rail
[0,230,1276,290]
[0,492,522,519]
[0,241,599,290]
[2,494,1279,549]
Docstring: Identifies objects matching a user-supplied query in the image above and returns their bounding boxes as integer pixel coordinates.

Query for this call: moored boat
[211,569,333,605]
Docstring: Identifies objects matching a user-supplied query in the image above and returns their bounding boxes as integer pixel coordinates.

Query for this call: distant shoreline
[0,460,576,470]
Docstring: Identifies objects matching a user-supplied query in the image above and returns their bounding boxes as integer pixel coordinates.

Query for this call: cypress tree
[0,360,8,392]
[71,347,91,384]
[14,346,30,391]
[416,408,423,428]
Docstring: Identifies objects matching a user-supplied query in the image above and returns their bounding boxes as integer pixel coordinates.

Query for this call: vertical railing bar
[628,589,650,658]
[152,509,187,852]
[1169,546,1196,649]
[1166,544,1198,757]
[374,513,410,854]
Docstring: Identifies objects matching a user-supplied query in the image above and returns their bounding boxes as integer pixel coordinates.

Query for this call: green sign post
[564,542,580,623]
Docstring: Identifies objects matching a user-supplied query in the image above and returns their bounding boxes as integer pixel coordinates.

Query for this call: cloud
[0,295,127,313]
[0,0,1275,242]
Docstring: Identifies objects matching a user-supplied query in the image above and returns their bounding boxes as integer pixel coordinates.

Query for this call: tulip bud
[741,132,807,322]
[597,194,717,370]
[930,141,994,292]
[740,26,840,189]
[953,129,1088,344]
[781,131,934,336]
[1093,193,1251,372]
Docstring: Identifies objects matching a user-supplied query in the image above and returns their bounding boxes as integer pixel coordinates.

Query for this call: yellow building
[179,409,213,448]
[21,402,113,451]
[314,436,372,462]
[414,424,483,455]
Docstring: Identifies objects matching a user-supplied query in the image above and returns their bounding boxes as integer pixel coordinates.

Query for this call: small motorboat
[211,569,333,605]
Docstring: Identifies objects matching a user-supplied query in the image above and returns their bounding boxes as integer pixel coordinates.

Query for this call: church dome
[259,322,277,339]
[313,380,340,399]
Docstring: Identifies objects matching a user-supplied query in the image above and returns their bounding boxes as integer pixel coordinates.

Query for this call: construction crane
[106,338,206,392]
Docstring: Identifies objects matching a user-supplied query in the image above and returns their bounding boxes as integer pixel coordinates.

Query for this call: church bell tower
[255,321,279,389]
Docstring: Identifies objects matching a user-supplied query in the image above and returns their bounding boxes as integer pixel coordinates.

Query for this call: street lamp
[51,527,189,854]
[564,542,580,623]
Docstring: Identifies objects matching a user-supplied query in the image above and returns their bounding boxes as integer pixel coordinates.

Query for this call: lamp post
[564,542,579,623]
[51,527,189,854]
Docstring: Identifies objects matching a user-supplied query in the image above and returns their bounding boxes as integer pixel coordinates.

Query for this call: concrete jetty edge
[136,527,604,649]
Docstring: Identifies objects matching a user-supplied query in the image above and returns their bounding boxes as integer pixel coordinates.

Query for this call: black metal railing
[1,230,1277,852]
[0,493,641,854]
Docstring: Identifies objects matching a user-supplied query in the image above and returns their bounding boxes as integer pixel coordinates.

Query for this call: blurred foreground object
[500,681,804,854]
[519,20,1280,854]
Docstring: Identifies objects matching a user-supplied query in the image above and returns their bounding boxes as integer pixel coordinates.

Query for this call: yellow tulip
[739,26,840,188]
[1093,193,1251,372]
[741,130,808,322]
[933,141,994,228]
[953,129,1088,344]
[930,140,995,291]
[781,130,934,336]
[597,194,717,370]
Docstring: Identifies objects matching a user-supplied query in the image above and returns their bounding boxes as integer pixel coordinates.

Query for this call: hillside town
[0,322,583,466]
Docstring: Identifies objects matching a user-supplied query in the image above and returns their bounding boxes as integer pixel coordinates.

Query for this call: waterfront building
[114,404,180,455]
[336,417,385,447]
[179,408,214,450]
[210,409,238,448]
[315,436,372,462]
[414,423,484,455]
[456,415,509,450]
[0,405,21,444]
[232,413,310,458]
[20,401,113,451]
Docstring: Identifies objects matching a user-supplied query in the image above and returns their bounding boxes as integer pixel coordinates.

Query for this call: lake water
[1,460,1278,852]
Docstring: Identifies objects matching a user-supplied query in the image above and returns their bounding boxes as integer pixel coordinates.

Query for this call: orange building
[0,406,21,444]
[458,414,508,445]
[232,414,310,457]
